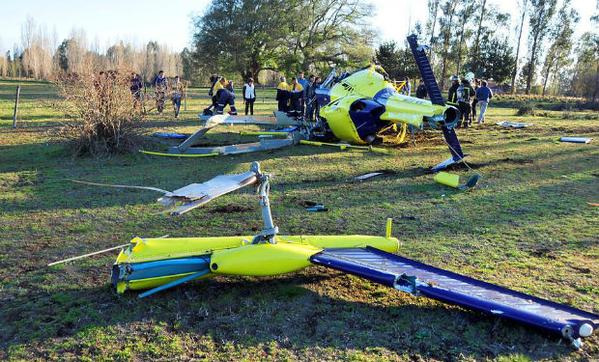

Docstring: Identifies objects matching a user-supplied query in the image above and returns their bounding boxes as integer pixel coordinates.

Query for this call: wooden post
[184,87,188,111]
[12,85,21,128]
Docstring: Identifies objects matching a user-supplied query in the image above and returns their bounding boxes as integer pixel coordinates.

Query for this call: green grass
[0,78,598,361]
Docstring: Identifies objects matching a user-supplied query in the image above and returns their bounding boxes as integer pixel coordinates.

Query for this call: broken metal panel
[174,125,218,153]
[198,113,299,127]
[159,169,259,215]
[170,138,296,156]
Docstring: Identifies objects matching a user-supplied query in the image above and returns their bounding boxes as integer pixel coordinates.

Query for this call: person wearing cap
[447,75,460,104]
[276,76,290,112]
[242,78,256,115]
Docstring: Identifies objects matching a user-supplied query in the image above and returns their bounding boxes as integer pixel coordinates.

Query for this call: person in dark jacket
[304,74,317,121]
[213,77,237,115]
[203,75,220,115]
[416,79,427,99]
[447,75,460,104]
[276,76,290,112]
[242,78,256,115]
[456,78,475,128]
[152,70,168,113]
[288,77,304,117]
[130,73,143,107]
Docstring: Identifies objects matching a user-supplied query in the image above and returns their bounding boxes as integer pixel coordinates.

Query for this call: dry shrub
[54,70,145,156]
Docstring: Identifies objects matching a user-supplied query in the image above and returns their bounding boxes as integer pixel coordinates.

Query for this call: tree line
[0,17,182,83]
[1,1,597,100]
[376,0,598,100]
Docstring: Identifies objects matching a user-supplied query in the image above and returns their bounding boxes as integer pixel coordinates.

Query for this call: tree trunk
[439,0,458,90]
[525,35,539,95]
[472,0,487,69]
[428,1,439,63]
[542,61,552,96]
[511,0,527,94]
[593,62,599,102]
[456,19,467,76]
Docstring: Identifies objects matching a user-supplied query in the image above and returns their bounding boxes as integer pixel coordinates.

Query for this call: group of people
[128,71,186,118]
[276,72,321,120]
[447,75,493,128]
[203,75,259,116]
[143,70,492,127]
[202,71,322,120]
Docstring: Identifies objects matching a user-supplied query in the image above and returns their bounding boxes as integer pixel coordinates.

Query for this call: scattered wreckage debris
[70,167,259,216]
[152,132,189,139]
[55,162,597,349]
[560,137,592,144]
[496,121,532,128]
[138,35,468,172]
[434,171,481,190]
[353,170,397,181]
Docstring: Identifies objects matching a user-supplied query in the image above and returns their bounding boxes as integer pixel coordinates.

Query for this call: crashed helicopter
[56,162,598,349]
[145,35,465,171]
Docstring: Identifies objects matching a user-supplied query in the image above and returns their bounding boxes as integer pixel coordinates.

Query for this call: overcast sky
[0,0,596,53]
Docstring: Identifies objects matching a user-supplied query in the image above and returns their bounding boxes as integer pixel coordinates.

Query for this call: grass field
[0,78,598,361]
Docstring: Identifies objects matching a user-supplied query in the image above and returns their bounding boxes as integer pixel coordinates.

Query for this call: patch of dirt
[466,157,534,169]
[210,204,253,213]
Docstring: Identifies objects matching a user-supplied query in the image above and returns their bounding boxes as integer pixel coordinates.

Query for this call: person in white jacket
[242,78,256,115]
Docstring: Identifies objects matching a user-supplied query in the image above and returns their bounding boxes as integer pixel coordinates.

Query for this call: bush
[516,104,536,116]
[54,70,145,156]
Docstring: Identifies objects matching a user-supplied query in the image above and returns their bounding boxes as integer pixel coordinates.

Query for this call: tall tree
[525,0,558,94]
[470,0,488,68]
[467,5,510,77]
[284,0,374,73]
[375,41,418,80]
[454,0,477,76]
[541,0,579,95]
[476,36,516,82]
[426,0,441,63]
[511,0,528,94]
[192,0,294,81]
[437,0,459,89]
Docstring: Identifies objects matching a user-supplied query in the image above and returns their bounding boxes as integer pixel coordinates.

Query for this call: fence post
[184,88,188,111]
[13,85,21,128]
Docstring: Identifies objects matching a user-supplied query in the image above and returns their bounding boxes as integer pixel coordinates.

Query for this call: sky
[0,0,596,54]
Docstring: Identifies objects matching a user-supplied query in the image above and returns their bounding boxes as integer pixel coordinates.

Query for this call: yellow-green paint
[434,172,461,188]
[210,242,321,276]
[115,234,399,293]
[319,66,450,142]
[299,140,389,154]
[115,236,249,264]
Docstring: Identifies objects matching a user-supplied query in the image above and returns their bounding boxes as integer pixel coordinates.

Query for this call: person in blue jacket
[298,71,309,115]
[475,80,493,124]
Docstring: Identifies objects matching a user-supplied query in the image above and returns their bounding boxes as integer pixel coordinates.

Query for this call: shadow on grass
[0,267,579,360]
